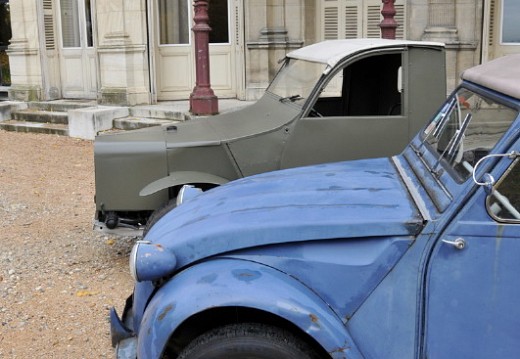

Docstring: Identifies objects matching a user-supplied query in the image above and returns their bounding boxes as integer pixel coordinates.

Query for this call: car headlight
[129,240,177,282]
[176,184,203,206]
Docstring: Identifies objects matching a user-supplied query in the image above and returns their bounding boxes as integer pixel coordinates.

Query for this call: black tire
[177,323,324,359]
[142,199,177,238]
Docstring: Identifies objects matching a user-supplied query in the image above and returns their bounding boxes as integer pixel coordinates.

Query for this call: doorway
[57,0,97,99]
[152,0,240,101]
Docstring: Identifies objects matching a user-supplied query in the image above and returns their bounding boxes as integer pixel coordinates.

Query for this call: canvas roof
[462,54,520,100]
[287,38,444,68]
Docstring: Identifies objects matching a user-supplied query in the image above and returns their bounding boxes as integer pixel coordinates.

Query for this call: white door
[484,0,520,60]
[153,0,239,101]
[58,0,97,99]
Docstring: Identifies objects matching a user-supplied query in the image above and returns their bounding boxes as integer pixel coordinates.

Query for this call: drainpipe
[190,0,218,115]
[380,0,397,40]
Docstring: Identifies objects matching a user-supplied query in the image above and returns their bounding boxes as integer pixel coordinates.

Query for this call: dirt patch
[0,130,135,358]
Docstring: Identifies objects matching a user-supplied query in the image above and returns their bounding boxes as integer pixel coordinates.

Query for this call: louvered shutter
[366,2,382,38]
[394,3,405,39]
[323,0,341,40]
[344,1,361,39]
[43,0,55,50]
[322,1,406,41]
[365,0,406,39]
[488,0,496,48]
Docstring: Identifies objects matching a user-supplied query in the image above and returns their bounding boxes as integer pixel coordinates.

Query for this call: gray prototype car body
[94,39,446,234]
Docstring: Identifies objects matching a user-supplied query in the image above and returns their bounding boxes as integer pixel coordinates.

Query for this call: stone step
[0,120,69,136]
[113,116,180,130]
[129,106,186,121]
[27,100,97,113]
[11,109,69,124]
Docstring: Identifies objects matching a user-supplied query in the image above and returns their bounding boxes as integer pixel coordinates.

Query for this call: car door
[281,52,408,168]
[424,152,520,358]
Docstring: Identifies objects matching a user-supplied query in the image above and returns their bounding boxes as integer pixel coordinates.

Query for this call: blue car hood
[147,157,424,269]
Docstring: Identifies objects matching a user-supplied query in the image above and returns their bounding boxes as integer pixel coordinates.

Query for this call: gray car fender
[139,171,230,197]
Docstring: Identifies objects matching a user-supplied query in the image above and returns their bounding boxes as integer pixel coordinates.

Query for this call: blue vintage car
[111,54,520,359]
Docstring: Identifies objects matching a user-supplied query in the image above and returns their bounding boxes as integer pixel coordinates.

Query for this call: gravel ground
[0,130,136,358]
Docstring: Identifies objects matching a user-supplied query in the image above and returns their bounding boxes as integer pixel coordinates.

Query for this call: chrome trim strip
[392,156,432,221]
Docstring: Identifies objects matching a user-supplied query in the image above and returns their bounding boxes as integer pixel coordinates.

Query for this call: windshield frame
[266,57,328,107]
[417,83,519,186]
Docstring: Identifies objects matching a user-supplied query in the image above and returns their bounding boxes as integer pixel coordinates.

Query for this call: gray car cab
[94,39,446,234]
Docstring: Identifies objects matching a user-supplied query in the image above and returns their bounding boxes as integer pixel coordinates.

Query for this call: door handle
[442,238,466,250]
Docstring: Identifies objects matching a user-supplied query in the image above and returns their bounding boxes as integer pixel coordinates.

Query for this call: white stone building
[1,0,519,105]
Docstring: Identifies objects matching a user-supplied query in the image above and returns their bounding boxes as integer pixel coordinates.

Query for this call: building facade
[1,0,519,105]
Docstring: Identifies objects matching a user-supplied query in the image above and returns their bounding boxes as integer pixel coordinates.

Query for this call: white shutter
[321,0,406,41]
[344,1,361,39]
[365,0,406,39]
[323,0,341,40]
[394,3,406,39]
[43,0,55,50]
[366,3,382,38]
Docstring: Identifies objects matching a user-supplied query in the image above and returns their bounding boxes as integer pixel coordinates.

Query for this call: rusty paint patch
[154,243,165,252]
[309,313,319,323]
[158,304,174,322]
[329,340,351,355]
[232,269,261,283]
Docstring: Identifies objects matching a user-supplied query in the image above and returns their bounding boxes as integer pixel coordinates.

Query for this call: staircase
[0,98,251,139]
[113,104,187,131]
[0,100,186,139]
[0,100,97,136]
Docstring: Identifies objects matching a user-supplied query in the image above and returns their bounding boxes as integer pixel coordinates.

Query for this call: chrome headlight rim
[129,240,178,283]
[129,240,150,282]
[176,184,203,206]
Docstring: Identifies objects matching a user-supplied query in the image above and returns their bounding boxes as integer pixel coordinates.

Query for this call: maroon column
[190,0,219,115]
[380,0,398,40]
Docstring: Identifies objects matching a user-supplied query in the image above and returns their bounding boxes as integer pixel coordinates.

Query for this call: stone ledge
[0,101,28,122]
[68,106,129,140]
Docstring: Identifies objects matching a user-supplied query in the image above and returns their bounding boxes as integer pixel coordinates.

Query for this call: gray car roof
[287,38,445,68]
[462,54,520,100]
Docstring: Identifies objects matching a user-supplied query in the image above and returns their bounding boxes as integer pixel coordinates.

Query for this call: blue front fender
[137,258,364,359]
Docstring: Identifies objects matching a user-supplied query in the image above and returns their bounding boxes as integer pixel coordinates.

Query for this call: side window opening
[487,158,520,221]
[313,54,402,117]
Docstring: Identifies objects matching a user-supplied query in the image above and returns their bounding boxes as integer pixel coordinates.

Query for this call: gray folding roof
[462,54,520,100]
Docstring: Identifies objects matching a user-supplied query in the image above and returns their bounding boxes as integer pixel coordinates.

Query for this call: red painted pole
[190,0,219,115]
[380,0,398,39]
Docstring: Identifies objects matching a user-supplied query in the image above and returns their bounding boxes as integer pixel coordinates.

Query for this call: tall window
[60,0,93,48]
[208,0,229,43]
[84,0,93,47]
[158,0,190,44]
[158,0,228,45]
[60,0,80,47]
[0,0,11,86]
[502,0,520,43]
